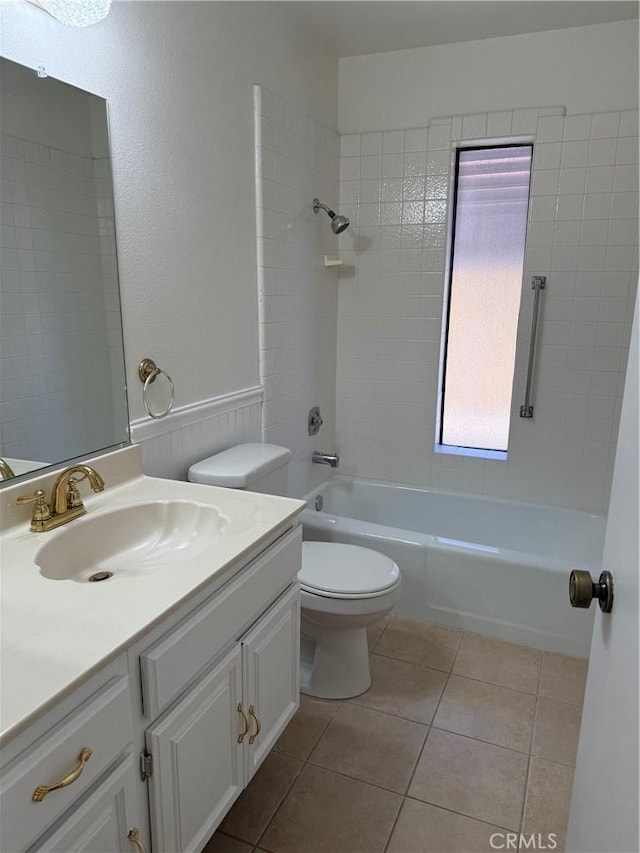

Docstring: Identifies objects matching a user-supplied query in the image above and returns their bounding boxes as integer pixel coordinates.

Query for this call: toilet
[188,443,401,699]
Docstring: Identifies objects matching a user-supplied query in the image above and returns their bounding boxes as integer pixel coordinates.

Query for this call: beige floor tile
[309,702,428,793]
[374,616,463,671]
[532,697,583,766]
[274,694,339,761]
[388,799,503,853]
[523,757,575,851]
[539,653,588,706]
[202,832,253,853]
[409,728,528,830]
[260,763,402,852]
[219,752,302,844]
[433,675,536,753]
[351,653,447,724]
[453,634,542,694]
[367,615,390,650]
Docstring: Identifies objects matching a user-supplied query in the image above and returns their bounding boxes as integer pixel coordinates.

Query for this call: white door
[242,584,300,781]
[566,297,639,853]
[146,645,244,853]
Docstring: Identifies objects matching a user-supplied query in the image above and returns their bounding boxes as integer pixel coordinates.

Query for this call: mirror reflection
[0,58,129,483]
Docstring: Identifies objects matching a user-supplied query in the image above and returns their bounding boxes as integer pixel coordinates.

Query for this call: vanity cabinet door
[242,584,300,781]
[29,754,142,853]
[145,645,243,853]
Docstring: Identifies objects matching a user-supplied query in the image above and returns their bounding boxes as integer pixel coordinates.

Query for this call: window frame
[435,140,534,460]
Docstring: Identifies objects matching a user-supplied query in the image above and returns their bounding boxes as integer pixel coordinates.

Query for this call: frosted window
[441,145,532,453]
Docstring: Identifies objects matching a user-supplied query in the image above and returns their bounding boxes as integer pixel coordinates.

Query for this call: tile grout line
[439,668,543,698]
[251,758,305,852]
[369,647,455,676]
[273,697,340,761]
[402,793,519,833]
[257,699,342,849]
[381,733,432,853]
[518,652,545,833]
[427,723,535,759]
[303,750,422,798]
[382,648,458,853]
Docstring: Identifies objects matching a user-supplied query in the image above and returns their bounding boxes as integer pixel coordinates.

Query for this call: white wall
[255,86,339,498]
[0,0,338,428]
[339,21,639,134]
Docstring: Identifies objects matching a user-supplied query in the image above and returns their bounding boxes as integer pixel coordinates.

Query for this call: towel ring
[138,358,175,420]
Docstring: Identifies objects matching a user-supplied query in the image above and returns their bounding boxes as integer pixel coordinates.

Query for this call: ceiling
[282,1,638,58]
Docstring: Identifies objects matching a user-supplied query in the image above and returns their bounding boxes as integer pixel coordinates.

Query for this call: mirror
[0,58,129,484]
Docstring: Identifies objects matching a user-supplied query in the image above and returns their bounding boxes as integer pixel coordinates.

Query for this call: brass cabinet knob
[570,570,614,613]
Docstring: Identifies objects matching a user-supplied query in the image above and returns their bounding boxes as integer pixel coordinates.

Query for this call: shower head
[313,198,350,234]
[330,213,350,235]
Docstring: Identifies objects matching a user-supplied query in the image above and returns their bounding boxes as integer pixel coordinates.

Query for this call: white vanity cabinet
[27,754,141,853]
[142,529,301,853]
[1,521,302,853]
[0,660,144,853]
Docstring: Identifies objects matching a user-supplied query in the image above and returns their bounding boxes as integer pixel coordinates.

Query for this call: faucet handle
[66,476,85,509]
[16,488,47,506]
[16,489,52,530]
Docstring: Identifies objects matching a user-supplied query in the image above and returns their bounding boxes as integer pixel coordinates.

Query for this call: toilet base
[299,622,371,699]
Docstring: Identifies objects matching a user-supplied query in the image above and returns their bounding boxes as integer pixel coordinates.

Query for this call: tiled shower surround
[0,132,126,464]
[337,107,638,512]
[255,86,340,497]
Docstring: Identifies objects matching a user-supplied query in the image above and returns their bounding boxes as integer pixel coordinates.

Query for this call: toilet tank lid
[188,443,291,488]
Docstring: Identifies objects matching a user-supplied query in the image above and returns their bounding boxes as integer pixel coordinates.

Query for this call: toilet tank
[188,443,291,496]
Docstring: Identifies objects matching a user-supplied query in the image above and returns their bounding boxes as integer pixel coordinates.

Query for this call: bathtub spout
[312,451,340,468]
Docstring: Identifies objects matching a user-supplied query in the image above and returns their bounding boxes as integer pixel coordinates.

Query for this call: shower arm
[313,198,336,218]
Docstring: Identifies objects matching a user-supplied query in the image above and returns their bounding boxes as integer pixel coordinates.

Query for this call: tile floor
[203,616,588,853]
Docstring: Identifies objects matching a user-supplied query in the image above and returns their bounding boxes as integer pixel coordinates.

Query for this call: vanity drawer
[0,675,132,853]
[140,525,302,719]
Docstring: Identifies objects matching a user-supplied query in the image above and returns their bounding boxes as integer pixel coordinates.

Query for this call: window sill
[434,444,507,461]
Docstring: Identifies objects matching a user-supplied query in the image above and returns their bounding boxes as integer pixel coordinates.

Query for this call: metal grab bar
[520,275,546,419]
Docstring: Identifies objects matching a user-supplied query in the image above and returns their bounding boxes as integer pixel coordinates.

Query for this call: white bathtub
[302,478,606,657]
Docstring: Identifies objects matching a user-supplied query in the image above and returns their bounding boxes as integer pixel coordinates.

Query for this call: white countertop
[0,447,305,744]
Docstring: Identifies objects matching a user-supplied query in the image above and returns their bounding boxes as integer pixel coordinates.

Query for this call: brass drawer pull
[128,828,147,853]
[248,705,261,745]
[32,747,93,802]
[237,702,250,743]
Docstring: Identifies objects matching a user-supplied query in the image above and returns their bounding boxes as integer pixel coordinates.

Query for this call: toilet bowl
[188,443,402,699]
[299,541,401,698]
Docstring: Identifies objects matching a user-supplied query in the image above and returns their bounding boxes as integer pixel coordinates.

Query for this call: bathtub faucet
[312,451,340,468]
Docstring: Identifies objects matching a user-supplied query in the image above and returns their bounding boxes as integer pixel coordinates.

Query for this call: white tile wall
[336,107,638,512]
[254,85,340,497]
[0,132,128,465]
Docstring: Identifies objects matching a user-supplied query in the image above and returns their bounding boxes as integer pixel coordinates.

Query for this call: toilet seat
[300,542,400,599]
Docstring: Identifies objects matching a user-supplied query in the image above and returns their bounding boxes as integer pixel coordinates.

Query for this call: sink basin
[36,501,229,583]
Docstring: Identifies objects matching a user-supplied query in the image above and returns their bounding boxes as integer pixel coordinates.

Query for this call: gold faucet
[16,465,105,533]
[0,457,16,480]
